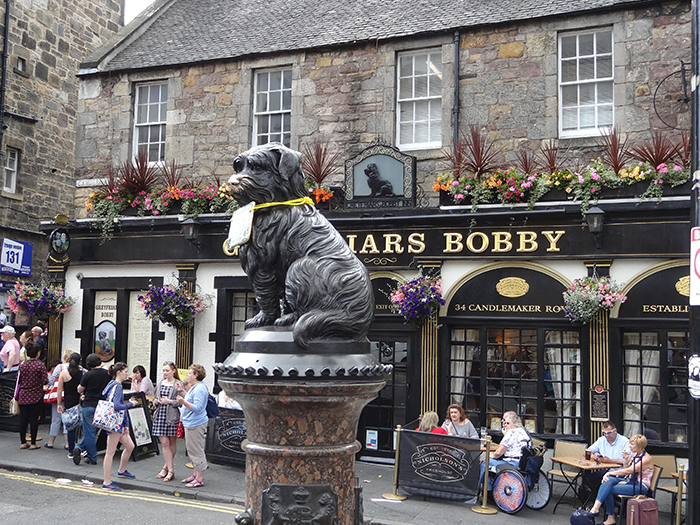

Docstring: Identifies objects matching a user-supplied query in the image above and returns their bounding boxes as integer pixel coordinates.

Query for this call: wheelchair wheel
[492,469,527,514]
[525,469,551,510]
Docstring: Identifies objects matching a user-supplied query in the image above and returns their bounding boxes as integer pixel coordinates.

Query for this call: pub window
[253,68,292,147]
[229,291,259,350]
[396,49,442,150]
[133,81,168,163]
[622,330,688,443]
[448,326,582,436]
[4,148,19,193]
[559,29,613,138]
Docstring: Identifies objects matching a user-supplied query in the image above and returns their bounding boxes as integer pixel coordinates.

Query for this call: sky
[124,0,157,24]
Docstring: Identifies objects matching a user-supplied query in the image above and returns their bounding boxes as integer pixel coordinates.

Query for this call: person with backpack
[175,364,209,488]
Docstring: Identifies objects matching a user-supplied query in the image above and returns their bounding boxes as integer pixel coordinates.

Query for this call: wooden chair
[548,439,587,509]
[614,464,662,522]
[654,455,685,525]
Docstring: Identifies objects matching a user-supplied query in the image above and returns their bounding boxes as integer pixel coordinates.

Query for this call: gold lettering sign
[496,277,529,298]
[676,276,690,297]
[642,304,689,313]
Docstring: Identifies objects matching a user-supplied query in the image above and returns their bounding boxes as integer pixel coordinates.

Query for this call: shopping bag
[61,405,82,431]
[44,383,63,404]
[92,384,123,432]
[176,421,184,439]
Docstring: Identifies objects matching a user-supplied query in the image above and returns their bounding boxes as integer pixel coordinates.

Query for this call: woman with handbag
[101,362,139,491]
[56,353,83,458]
[175,364,209,488]
[587,434,654,525]
[151,361,184,482]
[16,341,48,449]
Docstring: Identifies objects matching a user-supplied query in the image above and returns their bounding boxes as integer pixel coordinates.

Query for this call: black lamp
[586,206,605,249]
[181,218,200,241]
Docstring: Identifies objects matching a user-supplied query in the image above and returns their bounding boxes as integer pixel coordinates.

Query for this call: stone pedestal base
[219,379,384,525]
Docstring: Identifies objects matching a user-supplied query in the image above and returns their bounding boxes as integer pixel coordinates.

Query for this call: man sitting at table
[583,420,631,495]
[479,411,532,490]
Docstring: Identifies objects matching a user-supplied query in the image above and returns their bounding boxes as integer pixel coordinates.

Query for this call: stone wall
[0,0,122,278]
[73,1,690,218]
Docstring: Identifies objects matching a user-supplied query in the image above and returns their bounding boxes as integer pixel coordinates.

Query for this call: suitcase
[627,496,659,525]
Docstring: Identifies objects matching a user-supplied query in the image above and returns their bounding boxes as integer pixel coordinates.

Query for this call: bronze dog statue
[228,142,374,349]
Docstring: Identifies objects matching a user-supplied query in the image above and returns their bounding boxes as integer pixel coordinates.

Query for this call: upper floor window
[4,148,19,193]
[559,30,613,138]
[134,81,167,163]
[397,50,442,150]
[254,68,291,147]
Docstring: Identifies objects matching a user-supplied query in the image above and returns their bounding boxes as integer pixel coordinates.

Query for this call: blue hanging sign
[1,238,32,276]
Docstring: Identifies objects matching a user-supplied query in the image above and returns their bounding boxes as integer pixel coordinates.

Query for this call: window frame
[558,28,614,138]
[132,80,168,164]
[253,67,292,148]
[447,324,584,438]
[620,328,688,445]
[4,148,19,193]
[396,48,443,151]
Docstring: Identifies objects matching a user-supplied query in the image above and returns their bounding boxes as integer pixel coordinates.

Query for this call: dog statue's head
[364,163,380,179]
[229,143,307,205]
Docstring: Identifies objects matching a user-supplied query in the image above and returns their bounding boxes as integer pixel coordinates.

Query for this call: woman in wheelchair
[479,411,532,490]
[587,434,653,525]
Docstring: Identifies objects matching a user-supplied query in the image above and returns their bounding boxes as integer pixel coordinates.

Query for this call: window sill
[1,190,23,201]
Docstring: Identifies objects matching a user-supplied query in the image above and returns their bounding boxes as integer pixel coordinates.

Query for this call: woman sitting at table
[415,411,447,434]
[587,434,653,525]
[479,411,532,490]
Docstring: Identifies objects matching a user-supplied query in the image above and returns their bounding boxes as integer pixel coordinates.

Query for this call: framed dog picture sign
[344,144,416,209]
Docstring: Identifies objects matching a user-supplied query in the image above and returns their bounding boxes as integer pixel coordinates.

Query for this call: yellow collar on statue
[252,196,314,211]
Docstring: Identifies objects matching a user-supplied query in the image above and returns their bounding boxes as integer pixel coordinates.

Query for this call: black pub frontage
[41,184,691,461]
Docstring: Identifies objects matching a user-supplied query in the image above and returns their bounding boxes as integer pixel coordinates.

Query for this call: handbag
[176,421,185,439]
[10,369,21,415]
[61,404,82,431]
[92,382,124,432]
[570,508,595,525]
[44,383,64,404]
[206,394,220,419]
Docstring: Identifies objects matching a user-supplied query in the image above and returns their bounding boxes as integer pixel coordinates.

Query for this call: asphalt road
[0,470,246,524]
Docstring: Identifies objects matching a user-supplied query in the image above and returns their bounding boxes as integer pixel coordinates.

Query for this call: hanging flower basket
[7,280,75,320]
[389,276,445,328]
[137,283,208,329]
[562,276,627,324]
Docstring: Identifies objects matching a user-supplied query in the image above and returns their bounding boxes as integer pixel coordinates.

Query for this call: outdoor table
[550,456,609,513]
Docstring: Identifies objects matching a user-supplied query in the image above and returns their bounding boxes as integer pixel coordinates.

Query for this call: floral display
[8,280,75,319]
[562,276,627,324]
[389,276,445,327]
[435,157,689,214]
[309,186,334,204]
[137,283,208,329]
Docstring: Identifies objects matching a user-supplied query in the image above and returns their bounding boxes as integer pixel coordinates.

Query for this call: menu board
[127,291,152,377]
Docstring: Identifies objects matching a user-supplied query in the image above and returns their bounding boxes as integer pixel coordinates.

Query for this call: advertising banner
[398,430,480,502]
[0,239,32,276]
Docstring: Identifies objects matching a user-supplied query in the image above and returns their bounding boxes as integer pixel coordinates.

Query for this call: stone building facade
[73,0,690,213]
[0,0,122,284]
[56,0,695,458]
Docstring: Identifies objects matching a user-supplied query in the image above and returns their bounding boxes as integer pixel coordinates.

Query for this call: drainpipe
[0,0,10,155]
[452,30,460,145]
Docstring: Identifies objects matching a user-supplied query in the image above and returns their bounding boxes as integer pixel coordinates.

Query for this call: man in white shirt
[584,420,631,494]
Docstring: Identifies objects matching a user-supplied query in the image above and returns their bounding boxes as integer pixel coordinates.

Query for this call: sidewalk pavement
[0,426,673,525]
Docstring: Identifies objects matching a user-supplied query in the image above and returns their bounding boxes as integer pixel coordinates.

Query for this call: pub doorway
[357,322,420,460]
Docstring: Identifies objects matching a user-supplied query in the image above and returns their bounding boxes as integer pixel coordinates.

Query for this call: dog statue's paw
[245,311,276,329]
[273,313,298,327]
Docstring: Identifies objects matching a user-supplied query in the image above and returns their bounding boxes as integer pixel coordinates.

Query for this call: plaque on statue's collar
[226,201,256,251]
[344,143,416,209]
